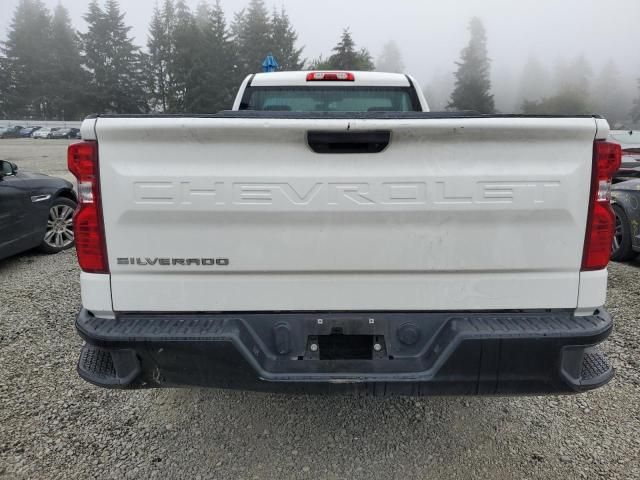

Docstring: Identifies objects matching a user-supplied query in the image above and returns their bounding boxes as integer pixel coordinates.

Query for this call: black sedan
[50,128,81,139]
[611,178,640,262]
[0,160,77,261]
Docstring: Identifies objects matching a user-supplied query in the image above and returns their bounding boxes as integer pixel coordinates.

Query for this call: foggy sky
[2,0,640,88]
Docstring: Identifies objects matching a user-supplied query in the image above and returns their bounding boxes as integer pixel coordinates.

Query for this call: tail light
[306,72,355,82]
[68,141,108,273]
[581,141,622,271]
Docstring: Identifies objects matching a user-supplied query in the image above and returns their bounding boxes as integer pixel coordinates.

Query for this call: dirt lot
[1,138,639,479]
[0,138,75,184]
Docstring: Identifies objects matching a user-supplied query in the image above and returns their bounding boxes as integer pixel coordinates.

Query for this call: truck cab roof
[250,71,412,87]
[234,70,429,111]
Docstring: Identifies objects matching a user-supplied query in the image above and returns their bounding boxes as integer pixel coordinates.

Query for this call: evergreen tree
[522,55,594,116]
[147,0,240,113]
[195,1,210,29]
[448,17,494,113]
[2,0,53,119]
[169,1,203,112]
[49,4,86,119]
[313,29,374,71]
[521,91,592,115]
[81,0,147,114]
[269,7,304,71]
[0,57,10,118]
[309,55,332,70]
[554,55,592,99]
[492,66,517,113]
[147,0,177,112]
[233,0,271,75]
[376,41,404,73]
[147,4,165,111]
[518,54,550,106]
[423,70,454,111]
[592,60,629,126]
[195,0,239,111]
[329,29,358,70]
[522,55,593,116]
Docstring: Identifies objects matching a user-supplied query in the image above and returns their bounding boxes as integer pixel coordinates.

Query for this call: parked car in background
[50,127,80,139]
[0,159,77,261]
[19,126,42,137]
[33,127,55,139]
[609,130,640,177]
[0,126,24,138]
[611,178,640,262]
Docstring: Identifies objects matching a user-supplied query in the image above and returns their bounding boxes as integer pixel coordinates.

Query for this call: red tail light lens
[68,141,108,273]
[306,72,355,82]
[582,141,622,271]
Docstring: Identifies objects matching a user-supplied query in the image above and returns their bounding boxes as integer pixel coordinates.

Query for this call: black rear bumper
[75,309,614,396]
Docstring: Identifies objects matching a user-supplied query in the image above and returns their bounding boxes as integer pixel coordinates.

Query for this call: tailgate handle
[307,130,391,154]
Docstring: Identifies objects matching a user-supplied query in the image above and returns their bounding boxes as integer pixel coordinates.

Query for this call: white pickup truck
[69,71,620,396]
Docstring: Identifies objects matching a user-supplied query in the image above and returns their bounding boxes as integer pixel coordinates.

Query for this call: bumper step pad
[78,344,141,387]
[580,348,613,387]
[79,345,116,382]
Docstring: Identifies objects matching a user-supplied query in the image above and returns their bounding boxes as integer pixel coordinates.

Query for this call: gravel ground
[0,138,75,183]
[1,139,639,479]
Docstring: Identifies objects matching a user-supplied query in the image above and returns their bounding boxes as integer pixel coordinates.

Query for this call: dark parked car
[19,126,42,137]
[0,126,24,138]
[609,130,640,177]
[611,178,640,262]
[50,127,80,139]
[0,160,77,261]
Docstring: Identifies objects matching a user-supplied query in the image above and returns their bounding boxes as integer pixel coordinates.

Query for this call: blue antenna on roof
[262,53,279,73]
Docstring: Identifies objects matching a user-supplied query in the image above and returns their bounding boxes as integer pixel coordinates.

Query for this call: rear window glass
[240,87,419,112]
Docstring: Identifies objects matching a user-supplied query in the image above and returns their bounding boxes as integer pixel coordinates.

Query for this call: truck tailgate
[93,116,598,312]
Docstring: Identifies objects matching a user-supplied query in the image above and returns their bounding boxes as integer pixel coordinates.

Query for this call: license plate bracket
[305,334,387,360]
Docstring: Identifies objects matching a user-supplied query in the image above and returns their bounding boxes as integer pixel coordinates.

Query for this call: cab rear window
[240,87,420,112]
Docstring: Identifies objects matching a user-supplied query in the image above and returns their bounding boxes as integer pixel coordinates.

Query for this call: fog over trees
[376,41,404,74]
[1,0,639,126]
